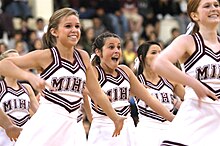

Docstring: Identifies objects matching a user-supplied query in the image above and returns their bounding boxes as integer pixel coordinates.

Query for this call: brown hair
[42,8,79,48]
[187,0,201,34]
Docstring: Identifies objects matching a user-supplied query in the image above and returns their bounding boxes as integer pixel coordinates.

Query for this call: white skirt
[88,116,136,146]
[135,118,170,146]
[15,103,87,146]
[0,128,15,146]
[160,98,220,146]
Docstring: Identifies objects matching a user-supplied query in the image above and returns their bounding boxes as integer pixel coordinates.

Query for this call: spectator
[92,15,107,38]
[79,27,95,56]
[35,18,45,39]
[121,38,137,71]
[69,0,96,19]
[3,0,32,19]
[0,42,7,54]
[165,27,180,47]
[7,29,29,52]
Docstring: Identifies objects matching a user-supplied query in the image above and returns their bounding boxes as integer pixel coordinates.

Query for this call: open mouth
[111,57,119,62]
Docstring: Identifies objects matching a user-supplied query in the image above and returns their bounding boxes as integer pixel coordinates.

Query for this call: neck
[143,68,159,81]
[100,63,117,76]
[199,26,218,43]
[4,78,19,89]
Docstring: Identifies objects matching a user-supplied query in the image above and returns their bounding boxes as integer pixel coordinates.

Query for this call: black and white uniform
[160,32,220,146]
[15,47,87,146]
[0,80,30,146]
[136,74,176,146]
[88,65,136,146]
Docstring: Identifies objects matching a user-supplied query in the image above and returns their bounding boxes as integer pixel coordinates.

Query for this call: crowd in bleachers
[0,0,190,66]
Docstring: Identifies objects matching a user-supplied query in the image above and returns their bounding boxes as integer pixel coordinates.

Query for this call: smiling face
[190,0,220,26]
[97,37,122,72]
[51,14,81,48]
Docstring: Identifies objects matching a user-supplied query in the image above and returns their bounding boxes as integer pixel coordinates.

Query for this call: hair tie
[133,57,140,71]
[90,53,96,62]
[185,22,195,35]
[44,25,48,33]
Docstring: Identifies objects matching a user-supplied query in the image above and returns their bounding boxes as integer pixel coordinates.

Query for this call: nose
[210,4,219,10]
[114,48,121,53]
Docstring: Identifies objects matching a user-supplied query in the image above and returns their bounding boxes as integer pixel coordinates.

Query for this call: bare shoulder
[118,64,133,76]
[173,34,194,49]
[75,49,90,69]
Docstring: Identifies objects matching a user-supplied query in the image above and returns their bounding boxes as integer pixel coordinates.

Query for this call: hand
[5,125,22,141]
[191,80,218,106]
[112,116,126,137]
[28,73,54,95]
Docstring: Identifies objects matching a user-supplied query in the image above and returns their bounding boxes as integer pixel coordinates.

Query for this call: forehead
[59,15,80,24]
[104,37,121,44]
[200,0,219,5]
[148,44,161,51]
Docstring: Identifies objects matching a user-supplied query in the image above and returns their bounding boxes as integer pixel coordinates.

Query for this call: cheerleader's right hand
[112,116,126,137]
[28,73,54,95]
[5,124,22,142]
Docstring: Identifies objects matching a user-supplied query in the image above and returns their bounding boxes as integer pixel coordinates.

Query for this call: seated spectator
[121,38,137,72]
[3,0,32,19]
[20,18,33,42]
[35,18,45,39]
[69,0,96,19]
[165,27,180,47]
[92,15,107,38]
[14,40,28,55]
[121,0,143,34]
[8,29,29,52]
[79,27,95,56]
[0,42,8,54]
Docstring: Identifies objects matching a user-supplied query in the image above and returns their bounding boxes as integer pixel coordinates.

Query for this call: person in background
[0,49,39,146]
[134,41,184,146]
[0,42,7,54]
[152,0,220,145]
[0,8,125,146]
[35,18,45,39]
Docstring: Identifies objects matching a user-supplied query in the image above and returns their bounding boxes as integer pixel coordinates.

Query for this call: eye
[65,24,72,28]
[151,51,157,55]
[214,3,219,8]
[109,45,115,49]
[75,24,81,29]
[117,46,121,50]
